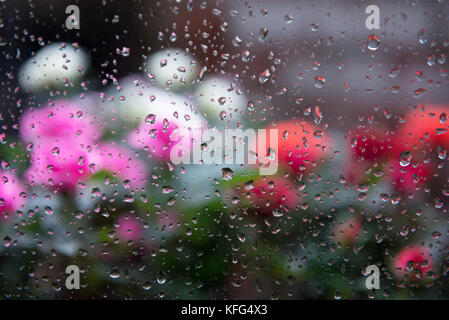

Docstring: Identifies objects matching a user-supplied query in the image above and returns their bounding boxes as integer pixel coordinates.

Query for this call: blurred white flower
[144,48,199,91]
[195,76,246,125]
[106,75,206,128]
[125,87,207,163]
[18,42,89,92]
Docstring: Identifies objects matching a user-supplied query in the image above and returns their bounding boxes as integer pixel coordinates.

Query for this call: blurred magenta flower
[342,125,393,186]
[25,141,91,191]
[0,170,25,218]
[388,160,432,194]
[116,214,143,242]
[20,100,104,191]
[91,143,148,189]
[157,210,180,232]
[393,246,433,280]
[129,118,183,161]
[20,100,101,144]
[347,125,392,162]
[128,113,206,163]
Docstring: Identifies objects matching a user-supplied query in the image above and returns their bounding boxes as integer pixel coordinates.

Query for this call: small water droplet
[314,76,326,88]
[367,34,380,51]
[222,168,234,181]
[110,268,120,279]
[399,151,412,167]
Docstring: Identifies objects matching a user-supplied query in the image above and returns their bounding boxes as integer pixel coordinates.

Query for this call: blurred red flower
[343,125,393,185]
[347,126,393,162]
[388,160,432,194]
[245,176,299,218]
[260,120,332,174]
[393,246,432,280]
[396,104,449,156]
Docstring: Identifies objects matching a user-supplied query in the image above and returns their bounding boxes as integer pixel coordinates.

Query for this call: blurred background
[0,0,448,299]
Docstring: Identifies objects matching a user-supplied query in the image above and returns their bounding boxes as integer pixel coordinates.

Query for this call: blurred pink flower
[393,246,432,280]
[388,160,432,194]
[158,210,180,232]
[20,99,106,191]
[0,170,25,218]
[116,214,143,242]
[347,126,392,162]
[20,100,101,143]
[90,143,148,189]
[25,140,92,191]
[128,114,205,163]
[129,118,183,162]
[334,217,362,245]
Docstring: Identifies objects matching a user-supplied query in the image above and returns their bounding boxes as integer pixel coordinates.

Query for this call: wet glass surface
[0,0,448,299]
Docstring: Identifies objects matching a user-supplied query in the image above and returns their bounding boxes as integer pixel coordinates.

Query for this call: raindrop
[145,114,156,124]
[314,76,326,88]
[222,168,234,181]
[399,151,412,167]
[219,111,227,120]
[389,66,401,78]
[284,14,295,24]
[169,32,177,42]
[272,209,283,218]
[436,128,448,136]
[267,147,276,161]
[157,271,167,284]
[3,236,11,248]
[258,27,268,42]
[313,106,323,124]
[414,88,426,98]
[418,28,427,44]
[110,269,120,279]
[218,97,227,105]
[120,47,130,57]
[247,101,255,112]
[244,180,254,191]
[437,146,447,160]
[367,34,380,51]
[427,54,436,66]
[259,69,270,84]
[241,50,250,62]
